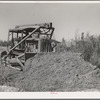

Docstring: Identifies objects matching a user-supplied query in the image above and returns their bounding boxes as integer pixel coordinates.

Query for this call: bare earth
[0,46,100,92]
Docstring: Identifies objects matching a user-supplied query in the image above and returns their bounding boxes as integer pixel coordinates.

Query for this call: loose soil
[1,51,100,92]
[0,46,100,91]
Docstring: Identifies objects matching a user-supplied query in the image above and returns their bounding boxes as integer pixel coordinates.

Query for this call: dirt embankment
[0,45,100,92]
[3,51,100,92]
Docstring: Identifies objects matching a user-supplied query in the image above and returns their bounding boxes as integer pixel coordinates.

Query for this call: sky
[0,3,100,42]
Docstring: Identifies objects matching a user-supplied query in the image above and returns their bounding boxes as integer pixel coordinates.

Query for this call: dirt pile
[5,51,100,92]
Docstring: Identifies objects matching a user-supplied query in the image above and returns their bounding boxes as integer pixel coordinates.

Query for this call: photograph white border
[0,1,100,99]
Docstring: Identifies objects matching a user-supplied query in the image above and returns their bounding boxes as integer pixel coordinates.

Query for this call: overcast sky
[0,3,100,41]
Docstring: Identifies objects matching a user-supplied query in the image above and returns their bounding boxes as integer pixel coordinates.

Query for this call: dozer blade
[7,58,24,71]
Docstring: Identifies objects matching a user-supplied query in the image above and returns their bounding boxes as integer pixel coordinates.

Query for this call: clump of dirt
[0,85,24,92]
[6,52,100,92]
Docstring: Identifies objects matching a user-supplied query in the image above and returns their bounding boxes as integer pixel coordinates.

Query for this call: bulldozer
[1,22,59,71]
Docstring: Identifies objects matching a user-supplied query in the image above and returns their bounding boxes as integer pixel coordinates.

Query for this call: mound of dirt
[5,52,100,92]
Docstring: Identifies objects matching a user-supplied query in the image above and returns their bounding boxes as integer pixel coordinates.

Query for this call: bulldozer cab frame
[2,22,56,71]
[8,22,54,51]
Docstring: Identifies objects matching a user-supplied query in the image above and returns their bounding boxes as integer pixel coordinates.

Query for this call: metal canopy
[9,27,35,33]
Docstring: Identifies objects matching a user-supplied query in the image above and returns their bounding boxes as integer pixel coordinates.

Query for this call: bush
[73,34,100,68]
[55,43,68,52]
[0,40,11,47]
[57,34,100,67]
[55,38,70,52]
[0,40,7,47]
[81,41,93,62]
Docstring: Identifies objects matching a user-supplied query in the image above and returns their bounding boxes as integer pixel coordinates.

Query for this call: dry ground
[0,46,22,91]
[3,52,100,92]
[0,46,100,92]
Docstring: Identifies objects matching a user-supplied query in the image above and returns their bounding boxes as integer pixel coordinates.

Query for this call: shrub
[73,34,100,68]
[81,41,93,62]
[55,43,68,52]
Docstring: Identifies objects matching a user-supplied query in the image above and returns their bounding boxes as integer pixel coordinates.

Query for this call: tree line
[0,40,11,47]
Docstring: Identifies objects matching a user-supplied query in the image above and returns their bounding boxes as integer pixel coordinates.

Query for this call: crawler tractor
[1,23,59,71]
